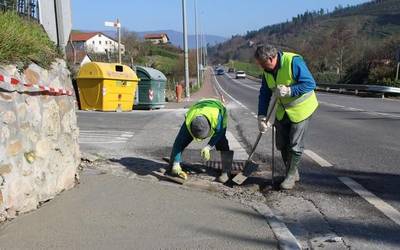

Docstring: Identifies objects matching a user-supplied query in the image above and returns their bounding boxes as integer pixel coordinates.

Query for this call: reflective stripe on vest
[185,98,227,141]
[263,52,318,123]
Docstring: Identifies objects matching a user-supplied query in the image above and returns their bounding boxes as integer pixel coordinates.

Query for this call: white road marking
[319,101,400,119]
[212,73,250,110]
[79,130,134,144]
[339,177,400,227]
[250,202,302,250]
[304,150,333,167]
[230,77,260,91]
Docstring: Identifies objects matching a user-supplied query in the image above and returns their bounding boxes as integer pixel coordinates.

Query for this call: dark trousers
[170,122,230,165]
[274,113,311,166]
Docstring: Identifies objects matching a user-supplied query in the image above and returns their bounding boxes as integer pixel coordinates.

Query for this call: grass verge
[0,11,60,68]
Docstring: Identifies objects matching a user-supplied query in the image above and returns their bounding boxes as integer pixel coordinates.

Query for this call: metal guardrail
[230,71,400,96]
[317,83,400,95]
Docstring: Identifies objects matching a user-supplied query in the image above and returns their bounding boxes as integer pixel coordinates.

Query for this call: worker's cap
[190,115,210,139]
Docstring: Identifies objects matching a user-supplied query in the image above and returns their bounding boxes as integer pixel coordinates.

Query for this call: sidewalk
[0,168,277,249]
[165,68,221,109]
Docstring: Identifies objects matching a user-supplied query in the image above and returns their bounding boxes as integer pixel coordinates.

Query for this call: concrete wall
[0,60,80,221]
[39,0,72,52]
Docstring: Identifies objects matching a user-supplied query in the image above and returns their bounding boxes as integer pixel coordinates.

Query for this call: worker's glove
[171,162,188,180]
[201,145,213,161]
[276,85,291,97]
[258,115,272,133]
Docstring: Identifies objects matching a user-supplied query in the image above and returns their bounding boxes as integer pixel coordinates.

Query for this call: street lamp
[182,0,190,99]
[105,19,121,64]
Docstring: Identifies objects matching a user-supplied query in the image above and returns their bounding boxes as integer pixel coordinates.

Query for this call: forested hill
[209,0,400,86]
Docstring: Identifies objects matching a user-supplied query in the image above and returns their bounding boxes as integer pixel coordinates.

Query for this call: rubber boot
[218,151,233,183]
[281,150,300,182]
[280,154,301,190]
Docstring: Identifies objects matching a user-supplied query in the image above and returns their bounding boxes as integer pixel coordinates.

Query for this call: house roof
[69,32,117,42]
[70,32,99,42]
[144,33,169,40]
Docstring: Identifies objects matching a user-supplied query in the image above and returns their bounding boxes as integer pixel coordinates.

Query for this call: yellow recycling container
[76,62,139,111]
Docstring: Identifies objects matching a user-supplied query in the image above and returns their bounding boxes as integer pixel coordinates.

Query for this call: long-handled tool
[231,132,263,184]
[232,97,278,185]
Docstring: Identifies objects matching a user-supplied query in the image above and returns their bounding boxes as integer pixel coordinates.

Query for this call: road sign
[104,21,121,28]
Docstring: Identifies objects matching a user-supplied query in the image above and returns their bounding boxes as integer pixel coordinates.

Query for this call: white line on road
[213,73,250,110]
[319,101,400,119]
[339,177,400,227]
[250,202,302,250]
[304,150,333,167]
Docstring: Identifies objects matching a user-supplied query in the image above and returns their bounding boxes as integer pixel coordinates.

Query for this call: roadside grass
[0,11,60,68]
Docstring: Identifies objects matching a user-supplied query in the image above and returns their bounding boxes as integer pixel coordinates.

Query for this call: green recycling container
[134,66,167,109]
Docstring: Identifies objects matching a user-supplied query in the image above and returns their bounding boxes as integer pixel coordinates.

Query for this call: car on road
[216,68,225,75]
[228,67,235,73]
[235,70,246,79]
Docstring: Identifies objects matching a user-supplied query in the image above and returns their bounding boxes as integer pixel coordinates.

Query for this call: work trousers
[170,122,230,165]
[274,113,311,165]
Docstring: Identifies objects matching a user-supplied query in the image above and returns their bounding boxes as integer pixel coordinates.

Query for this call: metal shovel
[232,132,263,184]
[232,96,278,185]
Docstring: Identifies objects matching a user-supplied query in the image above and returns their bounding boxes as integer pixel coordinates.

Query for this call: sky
[71,0,370,38]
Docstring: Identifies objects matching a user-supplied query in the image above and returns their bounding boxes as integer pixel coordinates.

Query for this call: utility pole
[195,0,200,87]
[105,19,121,64]
[117,18,121,64]
[182,0,190,99]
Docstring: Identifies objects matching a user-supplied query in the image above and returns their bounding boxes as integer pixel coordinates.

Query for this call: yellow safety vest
[264,52,318,123]
[185,98,227,141]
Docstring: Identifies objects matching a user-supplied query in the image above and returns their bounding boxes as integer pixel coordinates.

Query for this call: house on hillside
[68,31,125,54]
[144,33,170,44]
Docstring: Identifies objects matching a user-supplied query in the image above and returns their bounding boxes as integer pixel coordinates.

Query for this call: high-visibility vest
[263,52,318,123]
[185,98,227,141]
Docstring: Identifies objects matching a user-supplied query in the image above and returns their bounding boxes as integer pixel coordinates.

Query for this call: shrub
[0,11,60,68]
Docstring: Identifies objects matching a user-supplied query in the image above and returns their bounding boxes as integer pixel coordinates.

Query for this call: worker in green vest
[169,98,231,182]
[255,45,318,190]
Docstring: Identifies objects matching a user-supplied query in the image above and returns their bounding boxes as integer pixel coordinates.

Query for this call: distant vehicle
[216,68,225,75]
[228,68,235,73]
[235,70,246,79]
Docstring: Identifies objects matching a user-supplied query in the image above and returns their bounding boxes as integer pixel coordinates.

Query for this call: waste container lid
[77,62,139,81]
[135,66,167,81]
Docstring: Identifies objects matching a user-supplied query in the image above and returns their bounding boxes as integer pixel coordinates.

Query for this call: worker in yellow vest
[169,98,231,182]
[255,45,318,190]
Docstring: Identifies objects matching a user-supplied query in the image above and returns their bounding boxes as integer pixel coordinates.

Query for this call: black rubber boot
[280,154,301,190]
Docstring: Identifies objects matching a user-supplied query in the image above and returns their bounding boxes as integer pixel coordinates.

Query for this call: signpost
[105,19,121,64]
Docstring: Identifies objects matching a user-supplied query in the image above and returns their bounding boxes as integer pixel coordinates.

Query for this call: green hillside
[209,0,400,86]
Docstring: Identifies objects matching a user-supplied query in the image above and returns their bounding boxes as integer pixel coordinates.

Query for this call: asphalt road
[214,71,400,249]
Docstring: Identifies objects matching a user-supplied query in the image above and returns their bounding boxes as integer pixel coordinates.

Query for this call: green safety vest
[263,52,319,123]
[185,98,227,141]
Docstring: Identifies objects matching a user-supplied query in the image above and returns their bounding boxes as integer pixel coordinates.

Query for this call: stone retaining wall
[0,59,80,221]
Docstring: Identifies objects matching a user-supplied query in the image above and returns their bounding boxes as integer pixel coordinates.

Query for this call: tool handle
[247,132,263,161]
[247,96,278,161]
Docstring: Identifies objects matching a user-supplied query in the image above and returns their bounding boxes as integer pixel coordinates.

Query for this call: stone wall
[0,59,80,221]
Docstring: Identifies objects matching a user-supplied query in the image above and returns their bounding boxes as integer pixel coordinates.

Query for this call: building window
[99,34,102,37]
[92,41,95,44]
[99,41,101,45]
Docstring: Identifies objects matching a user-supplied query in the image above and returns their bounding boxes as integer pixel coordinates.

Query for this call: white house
[69,32,125,54]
